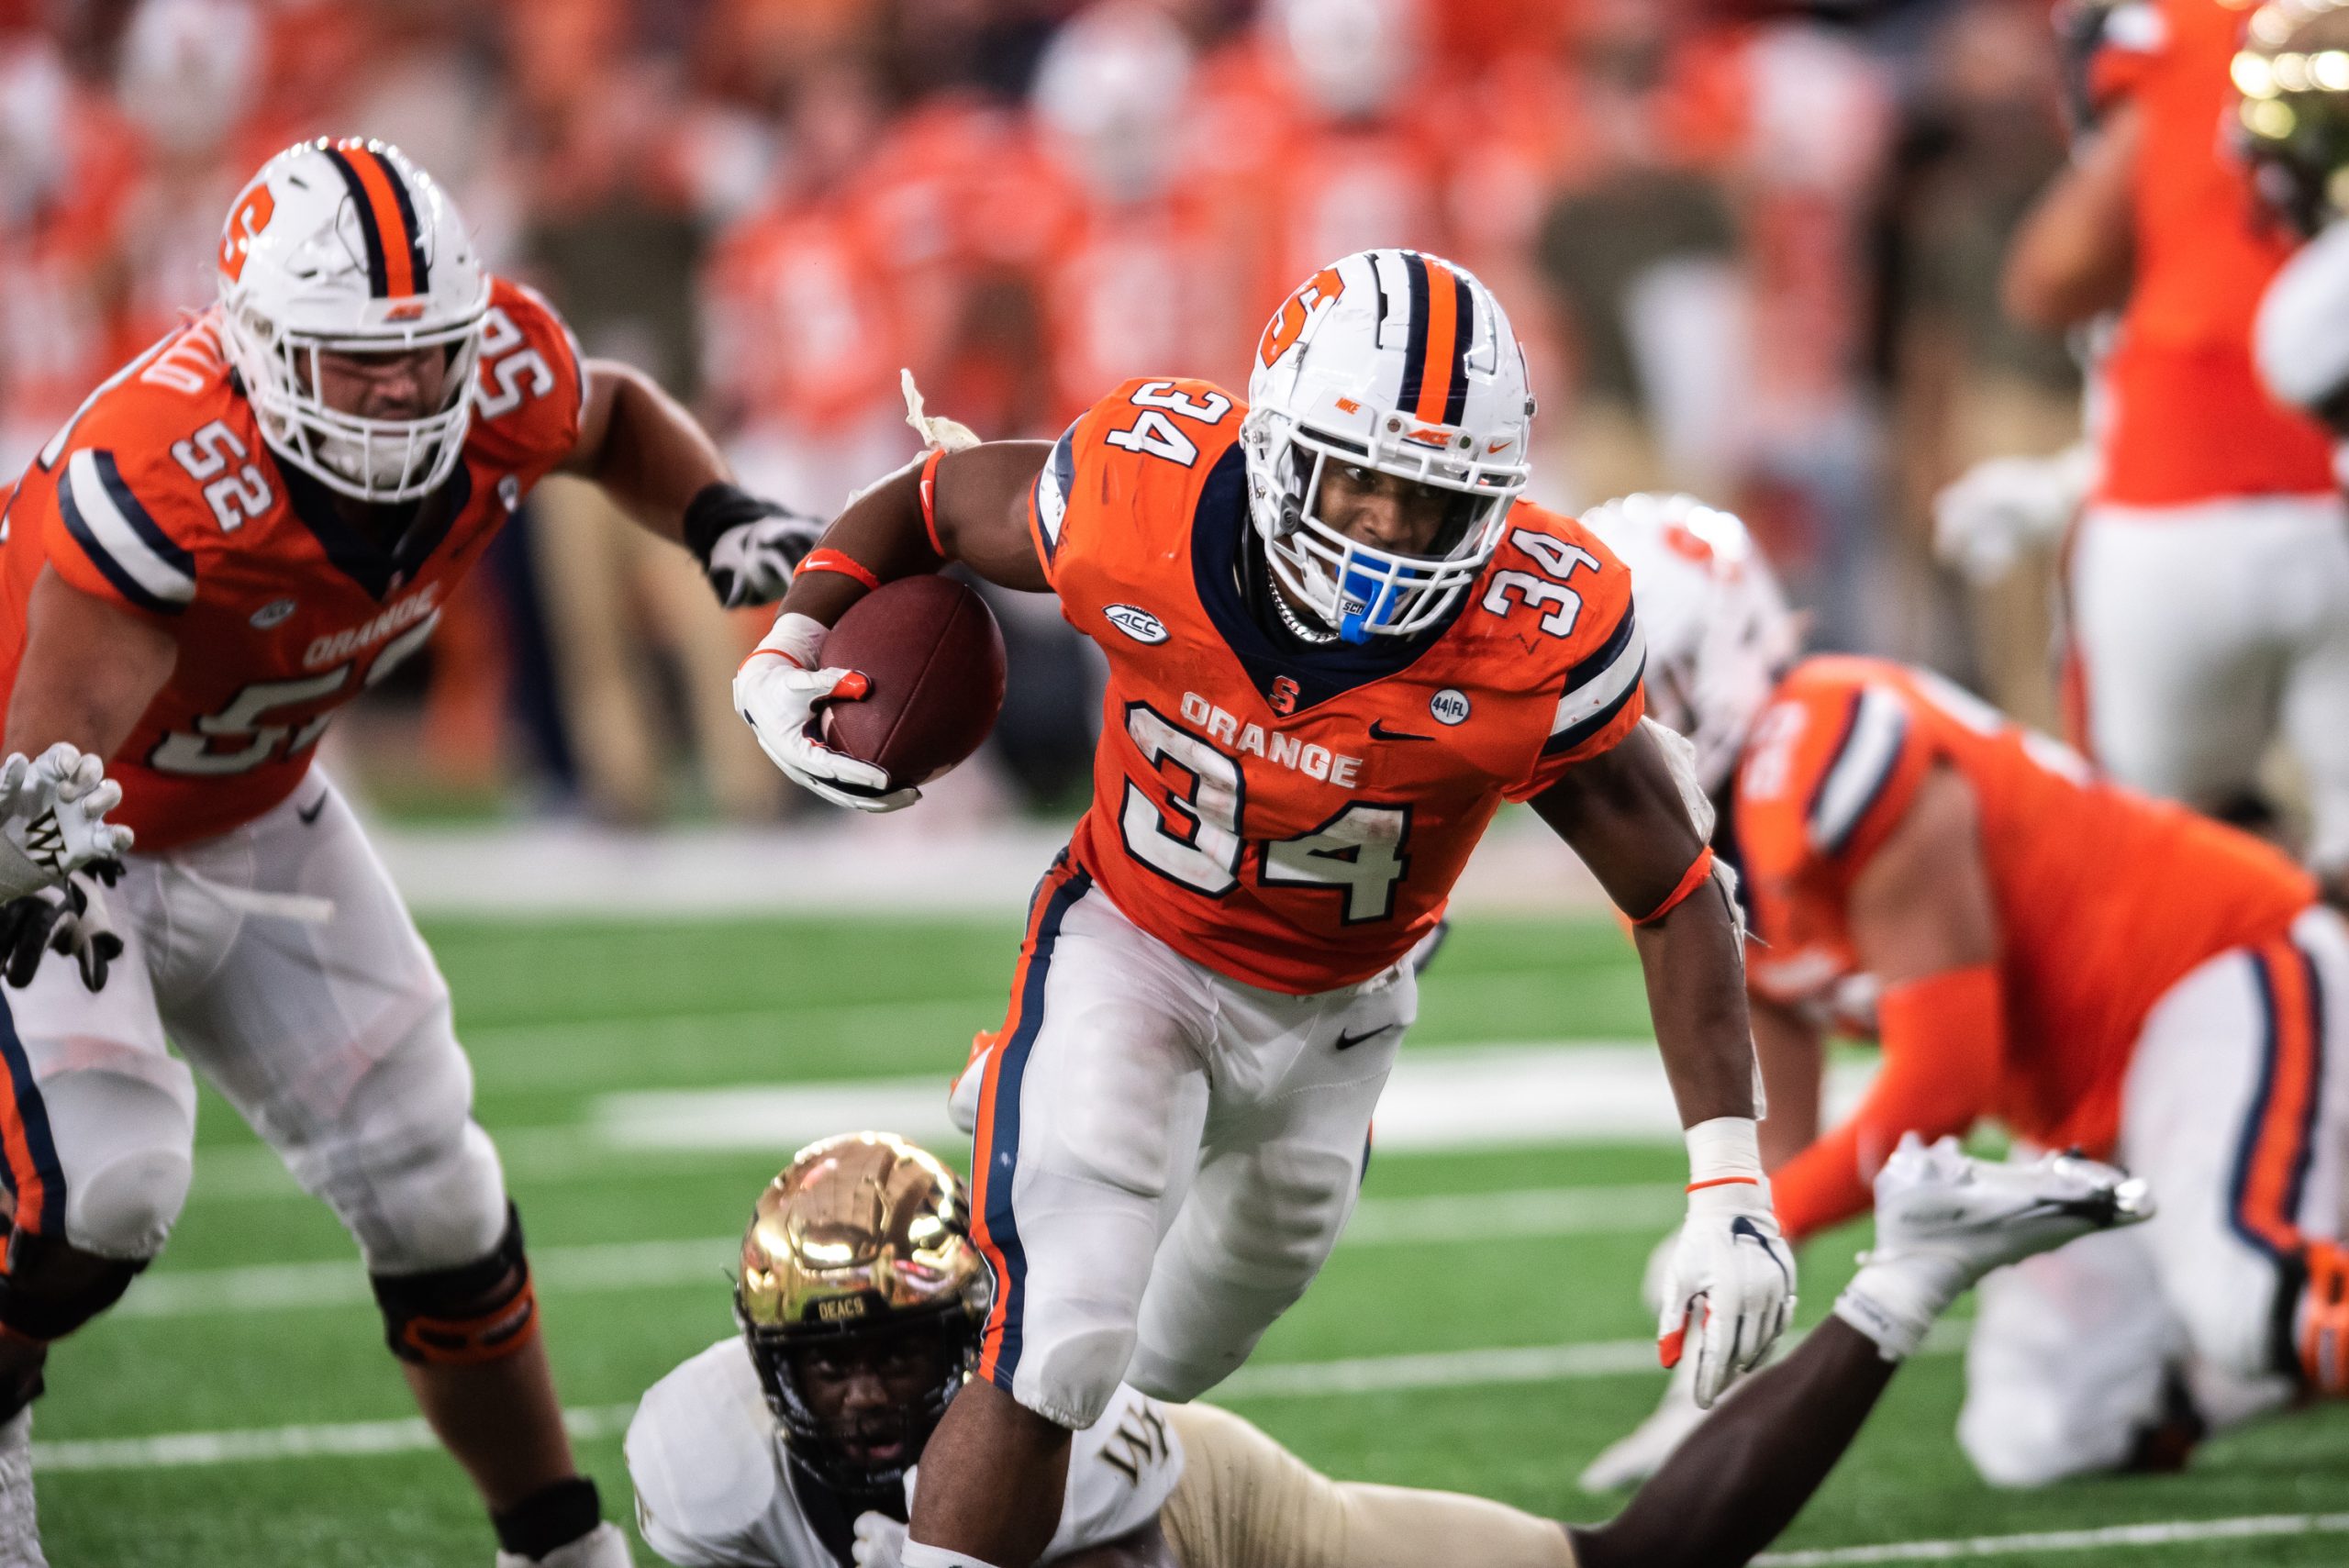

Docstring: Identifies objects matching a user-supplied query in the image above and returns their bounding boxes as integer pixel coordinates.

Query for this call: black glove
[0,864,122,993]
[683,483,825,609]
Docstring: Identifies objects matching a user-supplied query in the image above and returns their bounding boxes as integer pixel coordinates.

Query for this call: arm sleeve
[1771,963,2008,1241]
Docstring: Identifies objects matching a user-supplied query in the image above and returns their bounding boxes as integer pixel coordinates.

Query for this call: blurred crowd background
[0,0,2085,825]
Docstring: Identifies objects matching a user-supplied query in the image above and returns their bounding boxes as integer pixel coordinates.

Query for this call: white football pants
[956,859,1413,1430]
[2068,495,2349,873]
[1958,905,2349,1485]
[0,774,506,1273]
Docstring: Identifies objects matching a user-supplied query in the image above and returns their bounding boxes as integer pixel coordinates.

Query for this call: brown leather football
[818,574,1008,789]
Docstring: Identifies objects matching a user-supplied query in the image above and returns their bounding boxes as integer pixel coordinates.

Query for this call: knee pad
[1019,1321,1138,1429]
[370,1203,538,1366]
[36,1068,194,1259]
[0,1230,146,1346]
[340,1118,508,1275]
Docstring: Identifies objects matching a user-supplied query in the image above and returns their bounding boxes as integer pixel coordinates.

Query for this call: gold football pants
[1159,1403,1579,1568]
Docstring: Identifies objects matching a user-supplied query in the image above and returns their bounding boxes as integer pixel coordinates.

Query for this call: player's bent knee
[370,1202,540,1366]
[63,1144,192,1261]
[1956,1394,2131,1488]
[1211,1151,1357,1285]
[342,1119,509,1276]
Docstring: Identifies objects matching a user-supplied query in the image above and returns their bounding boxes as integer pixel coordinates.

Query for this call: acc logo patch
[250,598,297,629]
[1106,605,1169,645]
[1430,689,1471,726]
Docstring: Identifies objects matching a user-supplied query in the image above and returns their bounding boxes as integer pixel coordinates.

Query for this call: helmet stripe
[1397,251,1433,417]
[317,143,392,297]
[372,150,431,295]
[1441,270,1473,425]
[1413,256,1461,426]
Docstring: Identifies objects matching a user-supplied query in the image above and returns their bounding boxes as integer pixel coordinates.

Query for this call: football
[818,573,1008,790]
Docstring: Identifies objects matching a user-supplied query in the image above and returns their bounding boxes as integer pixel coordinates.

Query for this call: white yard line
[1753,1513,2349,1565]
[44,1327,1959,1472]
[117,1183,1686,1319]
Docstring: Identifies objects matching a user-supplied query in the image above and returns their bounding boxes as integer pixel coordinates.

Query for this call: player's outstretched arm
[2002,97,2139,333]
[1531,722,1793,1408]
[562,359,823,609]
[1768,762,2003,1244]
[734,442,1049,812]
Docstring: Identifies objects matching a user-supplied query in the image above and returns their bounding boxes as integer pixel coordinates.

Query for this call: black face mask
[743,1309,980,1496]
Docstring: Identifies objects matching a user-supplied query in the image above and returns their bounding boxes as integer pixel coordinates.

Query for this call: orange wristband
[918,449,947,557]
[798,549,880,591]
[1633,846,1715,926]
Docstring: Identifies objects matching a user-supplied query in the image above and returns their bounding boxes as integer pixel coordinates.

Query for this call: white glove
[0,744,132,901]
[1658,1119,1795,1409]
[852,1511,907,1568]
[1578,1350,1709,1493]
[1930,445,2093,585]
[734,613,920,813]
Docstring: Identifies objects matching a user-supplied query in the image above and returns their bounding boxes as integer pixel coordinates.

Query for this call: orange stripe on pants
[2236,940,2321,1260]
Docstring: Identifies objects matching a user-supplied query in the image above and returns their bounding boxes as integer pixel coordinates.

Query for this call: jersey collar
[1188,443,1468,715]
[277,452,471,601]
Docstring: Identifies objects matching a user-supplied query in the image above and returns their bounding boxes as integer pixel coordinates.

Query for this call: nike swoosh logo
[295,795,328,826]
[1369,720,1433,742]
[1335,1024,1400,1051]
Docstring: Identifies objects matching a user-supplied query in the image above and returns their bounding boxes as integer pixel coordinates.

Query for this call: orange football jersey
[1032,376,1646,995]
[1737,655,2313,1153]
[0,278,584,851]
[2087,0,2334,506]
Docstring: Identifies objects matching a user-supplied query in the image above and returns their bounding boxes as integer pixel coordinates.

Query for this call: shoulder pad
[1738,662,1924,876]
[623,1340,785,1559]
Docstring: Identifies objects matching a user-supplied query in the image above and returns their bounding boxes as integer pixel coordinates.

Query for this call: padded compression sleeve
[1770,965,2006,1241]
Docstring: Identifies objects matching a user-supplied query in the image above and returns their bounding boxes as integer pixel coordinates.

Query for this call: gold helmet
[2236,0,2349,234]
[734,1132,988,1494]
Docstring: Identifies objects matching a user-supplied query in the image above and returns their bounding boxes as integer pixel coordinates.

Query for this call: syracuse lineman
[0,139,818,1568]
[626,1129,2149,1568]
[734,250,1795,1568]
[1580,493,2349,1489]
[1992,0,2349,886]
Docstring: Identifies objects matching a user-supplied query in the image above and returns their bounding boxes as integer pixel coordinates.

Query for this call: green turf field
[33,914,2349,1566]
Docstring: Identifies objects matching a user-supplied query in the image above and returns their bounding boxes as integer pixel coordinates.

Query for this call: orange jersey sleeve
[1496,514,1646,801]
[467,279,584,474]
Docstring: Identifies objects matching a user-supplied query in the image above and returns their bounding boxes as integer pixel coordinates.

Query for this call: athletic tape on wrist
[1684,1115,1764,1191]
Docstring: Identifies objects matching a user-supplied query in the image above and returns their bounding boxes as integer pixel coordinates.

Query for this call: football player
[1991,0,2349,884]
[628,1129,2150,1568]
[735,248,1794,1568]
[0,138,819,1568]
[1580,492,2349,1490]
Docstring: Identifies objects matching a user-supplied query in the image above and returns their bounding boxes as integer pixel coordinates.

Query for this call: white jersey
[626,1340,1185,1568]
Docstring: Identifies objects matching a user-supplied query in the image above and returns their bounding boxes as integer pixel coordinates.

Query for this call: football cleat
[494,1520,631,1568]
[1836,1134,2153,1360]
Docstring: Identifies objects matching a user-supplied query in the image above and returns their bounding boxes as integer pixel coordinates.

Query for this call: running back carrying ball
[818,574,1007,789]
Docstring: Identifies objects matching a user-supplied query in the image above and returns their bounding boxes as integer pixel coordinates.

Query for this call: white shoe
[0,1409,46,1568]
[496,1520,632,1568]
[1836,1134,2153,1359]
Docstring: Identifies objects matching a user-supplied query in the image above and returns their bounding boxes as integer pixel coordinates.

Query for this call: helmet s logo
[1270,675,1301,717]
[1259,266,1346,369]
[218,185,276,283]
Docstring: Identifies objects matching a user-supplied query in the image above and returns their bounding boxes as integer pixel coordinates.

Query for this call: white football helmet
[1579,493,1798,796]
[1242,249,1533,642]
[216,138,489,505]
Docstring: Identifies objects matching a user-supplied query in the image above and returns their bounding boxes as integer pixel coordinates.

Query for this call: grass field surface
[36,914,2349,1565]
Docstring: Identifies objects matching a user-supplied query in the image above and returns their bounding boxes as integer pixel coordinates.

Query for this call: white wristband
[1685,1116,1764,1188]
